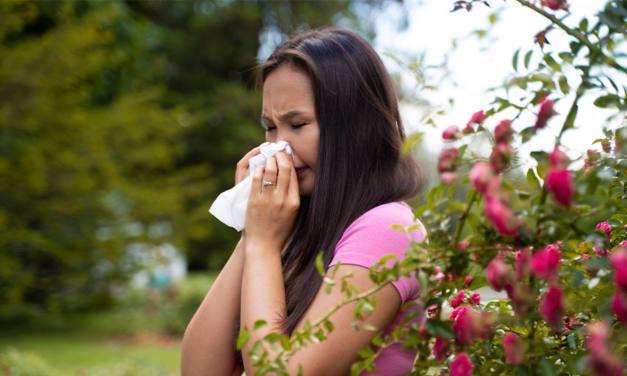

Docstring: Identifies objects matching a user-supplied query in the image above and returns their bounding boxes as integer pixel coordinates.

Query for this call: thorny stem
[515,0,627,75]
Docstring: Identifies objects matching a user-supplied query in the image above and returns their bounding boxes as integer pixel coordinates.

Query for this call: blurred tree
[0,0,191,320]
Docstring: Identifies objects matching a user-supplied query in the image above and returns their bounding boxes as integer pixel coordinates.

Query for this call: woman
[181,28,427,376]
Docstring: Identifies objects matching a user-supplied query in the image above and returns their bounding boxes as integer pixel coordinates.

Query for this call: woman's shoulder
[347,201,425,240]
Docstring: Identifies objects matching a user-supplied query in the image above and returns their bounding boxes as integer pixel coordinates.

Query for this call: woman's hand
[245,151,299,252]
[235,146,264,185]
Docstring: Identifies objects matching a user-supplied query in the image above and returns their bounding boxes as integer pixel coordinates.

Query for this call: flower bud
[545,0,568,11]
[534,99,556,129]
[489,142,512,173]
[546,169,574,207]
[443,125,463,141]
[470,293,481,305]
[486,258,512,291]
[485,198,519,236]
[467,110,485,126]
[469,162,495,195]
[611,293,627,324]
[502,334,526,365]
[539,286,564,326]
[433,337,451,363]
[610,248,627,292]
[494,120,513,144]
[602,140,611,153]
[596,222,612,240]
[438,148,460,185]
[531,246,561,282]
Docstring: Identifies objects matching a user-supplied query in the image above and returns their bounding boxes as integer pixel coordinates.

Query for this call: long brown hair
[236,27,426,364]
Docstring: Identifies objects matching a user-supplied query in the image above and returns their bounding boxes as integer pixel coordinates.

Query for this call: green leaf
[315,251,325,277]
[512,49,520,72]
[401,132,423,157]
[527,169,541,190]
[520,126,536,143]
[594,94,621,108]
[280,334,292,351]
[236,329,251,350]
[264,332,280,343]
[541,357,556,376]
[426,319,455,338]
[580,18,588,33]
[324,320,335,333]
[254,320,267,330]
[558,76,570,94]
[362,322,378,331]
[567,333,577,350]
[458,144,468,159]
[372,333,383,347]
[469,276,489,290]
[524,51,533,69]
[543,54,562,72]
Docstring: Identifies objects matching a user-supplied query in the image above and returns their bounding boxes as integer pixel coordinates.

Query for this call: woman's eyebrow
[261,110,305,122]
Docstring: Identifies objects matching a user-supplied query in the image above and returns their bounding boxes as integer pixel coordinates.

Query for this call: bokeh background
[0,0,615,374]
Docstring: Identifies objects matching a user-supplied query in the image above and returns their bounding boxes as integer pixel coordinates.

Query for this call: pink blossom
[540,287,564,326]
[438,148,460,185]
[622,241,627,247]
[450,353,474,376]
[485,198,519,236]
[470,162,496,195]
[433,337,451,362]
[586,321,625,376]
[427,305,438,317]
[471,293,481,305]
[449,306,468,321]
[419,320,430,340]
[545,0,568,11]
[502,334,525,365]
[507,284,532,315]
[443,125,463,141]
[594,246,609,257]
[458,242,469,250]
[462,123,475,135]
[486,258,512,292]
[531,246,561,282]
[450,297,460,308]
[550,146,570,170]
[596,222,612,240]
[464,276,473,286]
[582,253,590,261]
[440,172,458,185]
[534,99,556,129]
[494,120,513,144]
[489,142,512,173]
[515,249,532,281]
[467,110,485,126]
[610,248,627,292]
[452,308,473,344]
[611,293,627,324]
[546,169,574,207]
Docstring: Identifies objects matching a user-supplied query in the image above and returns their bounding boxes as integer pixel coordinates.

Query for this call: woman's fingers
[264,156,278,188]
[275,152,293,196]
[236,147,262,185]
[251,166,265,196]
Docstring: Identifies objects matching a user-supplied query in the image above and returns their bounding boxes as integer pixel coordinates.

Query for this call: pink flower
[610,248,627,292]
[582,253,590,261]
[586,321,625,376]
[594,246,609,257]
[531,246,561,282]
[485,198,519,236]
[470,162,496,195]
[433,337,451,363]
[443,125,463,141]
[550,146,570,170]
[545,0,568,11]
[486,258,512,292]
[611,293,627,324]
[427,305,438,317]
[467,110,485,126]
[539,287,564,326]
[464,276,473,286]
[515,249,532,281]
[440,172,457,185]
[596,222,612,240]
[471,293,481,305]
[534,99,556,129]
[450,353,474,376]
[419,320,430,340]
[449,306,468,321]
[489,142,512,173]
[494,120,513,144]
[546,169,574,207]
[622,241,627,247]
[458,242,469,250]
[450,297,460,308]
[462,123,475,134]
[502,334,525,365]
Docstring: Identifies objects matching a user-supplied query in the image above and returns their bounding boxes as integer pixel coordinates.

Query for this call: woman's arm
[181,235,246,376]
[241,152,402,375]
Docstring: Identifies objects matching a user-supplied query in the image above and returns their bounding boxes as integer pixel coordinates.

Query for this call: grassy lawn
[0,272,217,375]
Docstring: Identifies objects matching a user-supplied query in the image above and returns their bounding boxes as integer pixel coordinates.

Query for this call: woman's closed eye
[263,123,307,132]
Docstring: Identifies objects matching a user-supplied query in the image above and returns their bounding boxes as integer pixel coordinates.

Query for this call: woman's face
[262,63,319,196]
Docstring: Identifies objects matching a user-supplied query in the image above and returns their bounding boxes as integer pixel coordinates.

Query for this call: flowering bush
[236,1,627,375]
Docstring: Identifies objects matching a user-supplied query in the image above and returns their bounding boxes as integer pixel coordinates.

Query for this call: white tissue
[209,141,290,231]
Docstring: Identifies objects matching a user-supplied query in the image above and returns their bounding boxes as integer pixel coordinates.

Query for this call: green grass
[0,272,218,375]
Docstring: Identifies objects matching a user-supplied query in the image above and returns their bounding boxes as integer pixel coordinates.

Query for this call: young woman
[181,28,427,376]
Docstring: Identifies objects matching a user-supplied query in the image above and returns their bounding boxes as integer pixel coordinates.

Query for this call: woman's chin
[297,180,314,197]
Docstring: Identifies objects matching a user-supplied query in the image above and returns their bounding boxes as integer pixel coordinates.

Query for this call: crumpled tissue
[209,141,290,231]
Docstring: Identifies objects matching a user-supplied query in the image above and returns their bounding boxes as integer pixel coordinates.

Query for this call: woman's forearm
[240,245,287,373]
[181,237,246,376]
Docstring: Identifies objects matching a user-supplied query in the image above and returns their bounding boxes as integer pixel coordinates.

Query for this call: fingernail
[285,145,292,155]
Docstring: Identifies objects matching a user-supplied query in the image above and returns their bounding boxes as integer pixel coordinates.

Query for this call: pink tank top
[328,201,426,376]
